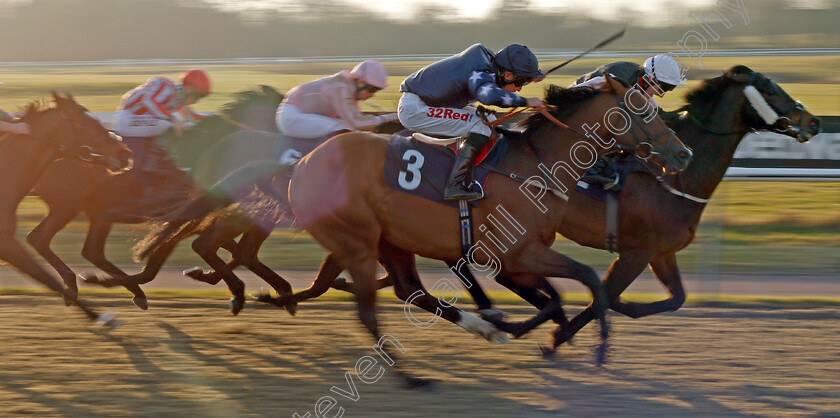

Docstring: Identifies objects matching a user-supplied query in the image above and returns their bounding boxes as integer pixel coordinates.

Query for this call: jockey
[574,53,687,106]
[398,43,545,201]
[115,69,211,172]
[275,60,399,139]
[0,79,30,135]
[575,54,687,188]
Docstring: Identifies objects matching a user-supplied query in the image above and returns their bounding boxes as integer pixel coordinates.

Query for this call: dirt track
[0,294,837,417]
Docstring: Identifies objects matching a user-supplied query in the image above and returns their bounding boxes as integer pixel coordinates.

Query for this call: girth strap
[458,199,474,257]
[605,193,619,253]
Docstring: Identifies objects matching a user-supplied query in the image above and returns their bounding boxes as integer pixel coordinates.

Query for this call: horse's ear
[604,74,627,95]
[725,66,752,83]
[50,90,60,102]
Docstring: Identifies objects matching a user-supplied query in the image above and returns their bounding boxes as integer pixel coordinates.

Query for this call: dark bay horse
[0,93,131,325]
[27,86,283,309]
[281,77,691,381]
[421,65,822,353]
[545,65,821,350]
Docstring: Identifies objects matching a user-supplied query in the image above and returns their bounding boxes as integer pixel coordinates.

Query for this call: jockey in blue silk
[399,43,546,201]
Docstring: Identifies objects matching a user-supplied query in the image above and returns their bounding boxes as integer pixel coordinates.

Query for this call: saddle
[273,132,339,164]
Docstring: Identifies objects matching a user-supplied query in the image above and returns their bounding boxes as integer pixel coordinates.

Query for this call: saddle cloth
[575,153,648,201]
[272,133,334,164]
[383,130,508,208]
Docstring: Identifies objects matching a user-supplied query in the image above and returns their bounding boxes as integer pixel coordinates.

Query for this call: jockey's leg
[444,132,489,201]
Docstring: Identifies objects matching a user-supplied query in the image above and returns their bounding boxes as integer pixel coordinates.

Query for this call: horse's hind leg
[494,274,570,326]
[81,217,148,310]
[234,228,297,314]
[184,239,241,283]
[26,205,81,299]
[191,224,246,315]
[611,252,686,318]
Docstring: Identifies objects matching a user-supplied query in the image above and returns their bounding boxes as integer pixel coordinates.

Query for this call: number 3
[398,149,424,190]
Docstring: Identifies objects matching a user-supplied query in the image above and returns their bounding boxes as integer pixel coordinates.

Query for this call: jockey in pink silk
[275,60,398,139]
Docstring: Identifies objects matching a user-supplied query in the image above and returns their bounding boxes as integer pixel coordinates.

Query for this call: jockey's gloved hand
[526,97,545,111]
[377,113,399,124]
[171,118,186,137]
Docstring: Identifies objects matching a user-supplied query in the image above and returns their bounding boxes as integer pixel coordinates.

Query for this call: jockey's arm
[332,84,395,130]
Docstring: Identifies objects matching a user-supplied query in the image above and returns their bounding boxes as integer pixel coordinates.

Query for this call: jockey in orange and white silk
[116,77,188,137]
[276,61,399,139]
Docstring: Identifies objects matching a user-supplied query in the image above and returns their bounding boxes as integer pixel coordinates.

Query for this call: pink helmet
[351,60,388,89]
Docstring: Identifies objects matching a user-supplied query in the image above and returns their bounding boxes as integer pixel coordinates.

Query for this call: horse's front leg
[26,205,82,299]
[550,249,652,351]
[611,252,686,318]
[81,217,148,309]
[509,245,610,364]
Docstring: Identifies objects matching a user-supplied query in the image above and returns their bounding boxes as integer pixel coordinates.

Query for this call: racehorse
[400,65,822,353]
[0,92,131,325]
[280,76,691,382]
[27,86,283,309]
[82,119,406,313]
[545,65,821,350]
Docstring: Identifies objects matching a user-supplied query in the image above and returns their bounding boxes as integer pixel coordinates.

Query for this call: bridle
[19,107,105,162]
[744,71,816,143]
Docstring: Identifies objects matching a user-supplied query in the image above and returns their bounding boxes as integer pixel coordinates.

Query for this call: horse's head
[722,66,820,143]
[601,75,693,173]
[51,92,132,172]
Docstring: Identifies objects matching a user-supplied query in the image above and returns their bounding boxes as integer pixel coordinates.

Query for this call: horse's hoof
[457,312,508,344]
[62,288,78,306]
[477,308,505,322]
[230,295,245,315]
[183,266,203,278]
[332,276,351,291]
[133,296,149,310]
[534,343,556,359]
[81,272,100,285]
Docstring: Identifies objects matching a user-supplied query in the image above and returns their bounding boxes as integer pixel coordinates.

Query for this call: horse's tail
[132,161,294,261]
[132,193,233,262]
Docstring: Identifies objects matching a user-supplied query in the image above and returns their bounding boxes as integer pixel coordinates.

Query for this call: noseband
[612,95,678,161]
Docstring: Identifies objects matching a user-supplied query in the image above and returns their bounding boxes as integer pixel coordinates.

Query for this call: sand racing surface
[0,293,837,417]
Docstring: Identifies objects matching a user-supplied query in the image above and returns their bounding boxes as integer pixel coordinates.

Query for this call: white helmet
[643,54,687,87]
[351,60,388,90]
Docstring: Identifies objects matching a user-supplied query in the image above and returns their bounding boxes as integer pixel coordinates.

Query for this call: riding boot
[443,132,489,201]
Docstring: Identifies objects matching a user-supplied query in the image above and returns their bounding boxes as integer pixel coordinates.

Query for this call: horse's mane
[218,85,283,119]
[682,65,754,110]
[523,85,601,131]
[19,98,53,120]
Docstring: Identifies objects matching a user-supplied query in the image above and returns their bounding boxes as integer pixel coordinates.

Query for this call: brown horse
[0,92,131,325]
[83,119,406,314]
[398,65,822,353]
[27,86,283,309]
[280,76,691,382]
